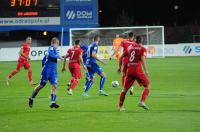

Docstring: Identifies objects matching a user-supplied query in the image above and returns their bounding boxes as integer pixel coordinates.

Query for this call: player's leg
[49,85,59,108]
[67,68,81,95]
[24,61,34,85]
[49,72,59,108]
[29,85,45,108]
[119,75,135,111]
[6,61,23,85]
[28,71,48,108]
[137,73,150,110]
[98,71,108,96]
[83,67,94,96]
[130,81,136,95]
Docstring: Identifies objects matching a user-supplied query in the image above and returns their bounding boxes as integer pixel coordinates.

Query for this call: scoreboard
[0,0,98,26]
[0,0,60,18]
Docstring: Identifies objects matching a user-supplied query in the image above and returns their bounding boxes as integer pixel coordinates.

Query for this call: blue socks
[100,77,106,91]
[51,94,57,103]
[84,80,94,93]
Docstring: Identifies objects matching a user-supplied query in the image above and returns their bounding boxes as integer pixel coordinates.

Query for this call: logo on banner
[183,46,192,54]
[66,10,76,20]
[65,6,93,20]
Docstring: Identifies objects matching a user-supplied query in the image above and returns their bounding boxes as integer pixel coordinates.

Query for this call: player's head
[136,36,142,44]
[94,35,100,42]
[74,40,80,46]
[51,37,59,48]
[26,36,32,44]
[128,32,134,40]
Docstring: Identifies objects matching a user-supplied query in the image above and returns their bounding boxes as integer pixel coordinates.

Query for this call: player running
[82,35,108,96]
[28,37,63,108]
[118,32,136,94]
[109,34,124,63]
[118,36,150,111]
[6,37,34,85]
[61,40,88,95]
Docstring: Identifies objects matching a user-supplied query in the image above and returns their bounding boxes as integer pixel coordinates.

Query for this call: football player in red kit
[62,40,87,95]
[118,36,150,111]
[6,37,34,85]
[119,32,136,94]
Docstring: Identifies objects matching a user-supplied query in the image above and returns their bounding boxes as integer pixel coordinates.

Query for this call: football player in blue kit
[28,37,63,108]
[82,35,108,96]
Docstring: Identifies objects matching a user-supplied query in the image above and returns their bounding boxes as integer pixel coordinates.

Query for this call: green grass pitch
[0,57,200,132]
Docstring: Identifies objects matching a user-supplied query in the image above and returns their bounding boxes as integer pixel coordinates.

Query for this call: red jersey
[67,46,83,68]
[19,42,30,60]
[123,43,147,71]
[120,39,136,53]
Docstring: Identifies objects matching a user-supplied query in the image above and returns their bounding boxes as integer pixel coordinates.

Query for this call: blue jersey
[40,45,60,86]
[43,46,60,69]
[80,44,88,64]
[86,42,98,65]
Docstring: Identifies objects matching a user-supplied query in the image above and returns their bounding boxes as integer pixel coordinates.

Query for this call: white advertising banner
[0,44,200,61]
[0,17,60,26]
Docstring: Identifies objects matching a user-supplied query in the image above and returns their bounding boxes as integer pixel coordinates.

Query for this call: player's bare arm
[19,49,29,60]
[141,56,149,77]
[92,52,106,65]
[79,53,88,71]
[110,47,120,60]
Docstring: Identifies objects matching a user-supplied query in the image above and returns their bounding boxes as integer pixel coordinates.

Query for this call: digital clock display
[10,0,38,7]
[0,0,60,18]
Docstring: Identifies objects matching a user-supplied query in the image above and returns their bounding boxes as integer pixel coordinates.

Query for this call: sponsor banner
[0,46,70,61]
[144,44,200,57]
[61,0,98,25]
[1,44,200,61]
[0,17,60,26]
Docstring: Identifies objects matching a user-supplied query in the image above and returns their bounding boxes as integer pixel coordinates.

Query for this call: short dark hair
[94,35,100,41]
[136,36,142,44]
[75,40,80,45]
[128,32,134,38]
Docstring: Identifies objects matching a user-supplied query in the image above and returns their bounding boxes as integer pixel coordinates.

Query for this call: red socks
[141,88,149,102]
[119,92,126,107]
[70,77,78,91]
[28,70,32,82]
[122,75,125,86]
[8,70,18,79]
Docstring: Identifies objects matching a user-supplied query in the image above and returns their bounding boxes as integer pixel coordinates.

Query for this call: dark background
[99,0,199,26]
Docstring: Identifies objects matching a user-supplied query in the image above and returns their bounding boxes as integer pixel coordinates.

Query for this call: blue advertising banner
[60,0,98,26]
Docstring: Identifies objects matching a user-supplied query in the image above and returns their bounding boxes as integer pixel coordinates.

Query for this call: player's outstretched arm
[109,47,120,60]
[141,56,149,77]
[92,53,106,65]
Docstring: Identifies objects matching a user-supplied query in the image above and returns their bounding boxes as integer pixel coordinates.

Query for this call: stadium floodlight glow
[43,31,47,36]
[69,26,165,58]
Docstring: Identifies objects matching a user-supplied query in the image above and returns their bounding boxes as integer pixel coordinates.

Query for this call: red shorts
[121,57,128,74]
[69,67,82,79]
[124,68,150,89]
[16,59,31,71]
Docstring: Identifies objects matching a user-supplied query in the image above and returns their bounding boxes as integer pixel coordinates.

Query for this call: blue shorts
[86,63,103,78]
[40,67,58,86]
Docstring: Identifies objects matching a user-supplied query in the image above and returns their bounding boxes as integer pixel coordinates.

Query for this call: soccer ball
[112,80,119,88]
